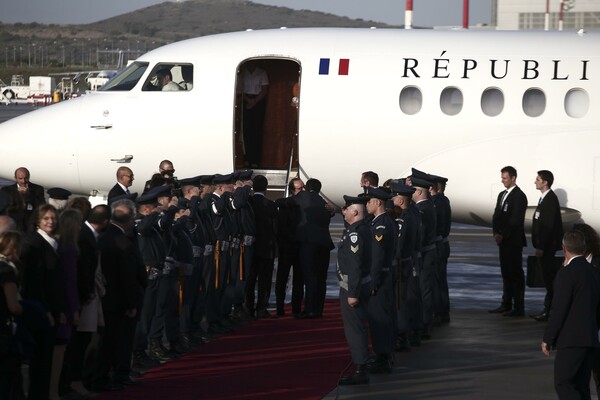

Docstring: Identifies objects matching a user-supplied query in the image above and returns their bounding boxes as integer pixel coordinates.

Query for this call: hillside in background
[0,0,398,82]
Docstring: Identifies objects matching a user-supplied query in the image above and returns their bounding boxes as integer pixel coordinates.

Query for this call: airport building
[492,0,600,30]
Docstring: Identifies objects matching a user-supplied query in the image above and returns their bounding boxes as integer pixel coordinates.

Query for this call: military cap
[0,191,8,214]
[136,185,171,205]
[429,174,448,183]
[238,170,254,181]
[199,175,214,185]
[390,181,416,197]
[213,173,234,184]
[178,176,202,187]
[410,177,432,189]
[47,187,72,200]
[410,167,431,181]
[364,187,392,201]
[342,195,369,208]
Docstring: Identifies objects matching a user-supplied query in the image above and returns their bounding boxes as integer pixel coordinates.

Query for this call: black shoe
[133,351,161,369]
[276,308,285,316]
[366,354,392,374]
[395,334,411,352]
[503,309,525,317]
[338,365,369,385]
[169,340,190,354]
[298,312,317,319]
[532,312,549,322]
[488,306,511,314]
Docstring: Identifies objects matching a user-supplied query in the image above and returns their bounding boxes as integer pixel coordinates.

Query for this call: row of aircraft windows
[399,86,590,119]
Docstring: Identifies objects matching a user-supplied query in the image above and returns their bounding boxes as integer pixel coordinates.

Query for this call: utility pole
[544,0,550,31]
[405,0,413,29]
[463,0,469,29]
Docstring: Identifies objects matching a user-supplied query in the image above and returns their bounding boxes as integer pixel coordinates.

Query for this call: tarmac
[322,222,584,400]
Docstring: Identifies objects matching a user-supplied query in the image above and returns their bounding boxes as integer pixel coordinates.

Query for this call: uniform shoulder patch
[349,232,358,244]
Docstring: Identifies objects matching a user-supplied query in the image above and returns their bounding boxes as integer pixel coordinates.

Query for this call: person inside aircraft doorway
[241,60,269,168]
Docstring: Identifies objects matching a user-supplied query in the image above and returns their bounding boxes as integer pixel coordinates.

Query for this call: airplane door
[234,58,300,171]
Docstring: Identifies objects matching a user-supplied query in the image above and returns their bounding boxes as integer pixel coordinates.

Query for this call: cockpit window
[142,63,194,92]
[99,62,149,91]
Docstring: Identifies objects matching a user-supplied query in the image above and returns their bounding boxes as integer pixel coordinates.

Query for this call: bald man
[108,167,135,205]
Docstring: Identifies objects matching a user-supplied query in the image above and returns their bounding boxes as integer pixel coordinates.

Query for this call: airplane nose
[0,100,82,192]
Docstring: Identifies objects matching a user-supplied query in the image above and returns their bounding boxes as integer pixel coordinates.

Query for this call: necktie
[501,190,508,206]
[125,188,130,195]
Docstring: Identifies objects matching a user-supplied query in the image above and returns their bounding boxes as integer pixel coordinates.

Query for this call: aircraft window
[564,88,589,118]
[440,87,463,116]
[481,88,504,117]
[399,86,422,115]
[142,63,193,92]
[522,88,546,117]
[99,62,149,91]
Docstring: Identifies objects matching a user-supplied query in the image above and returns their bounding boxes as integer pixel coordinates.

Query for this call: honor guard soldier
[230,170,256,321]
[364,187,398,373]
[46,187,71,212]
[132,186,178,363]
[337,195,372,385]
[179,176,211,343]
[209,173,235,332]
[389,181,422,351]
[428,173,451,323]
[409,175,438,339]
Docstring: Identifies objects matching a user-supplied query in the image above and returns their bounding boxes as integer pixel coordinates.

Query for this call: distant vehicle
[0,75,55,105]
[0,28,598,229]
[86,70,118,91]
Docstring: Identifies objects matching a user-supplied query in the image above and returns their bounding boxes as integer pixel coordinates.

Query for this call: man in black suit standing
[531,170,563,322]
[93,200,140,391]
[542,229,600,400]
[0,167,45,231]
[107,167,135,205]
[490,166,528,317]
[246,175,278,318]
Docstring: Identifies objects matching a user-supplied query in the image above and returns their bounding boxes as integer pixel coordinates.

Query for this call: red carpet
[98,300,350,400]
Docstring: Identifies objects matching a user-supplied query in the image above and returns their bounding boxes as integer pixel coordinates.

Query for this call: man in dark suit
[246,175,277,318]
[531,170,563,322]
[93,201,139,391]
[107,167,135,205]
[276,178,334,318]
[542,229,600,400]
[490,166,528,317]
[0,167,45,232]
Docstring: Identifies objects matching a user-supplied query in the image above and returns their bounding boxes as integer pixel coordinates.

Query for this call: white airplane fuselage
[0,28,598,228]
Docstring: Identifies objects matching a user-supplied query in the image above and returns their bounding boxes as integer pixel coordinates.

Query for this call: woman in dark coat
[20,204,63,400]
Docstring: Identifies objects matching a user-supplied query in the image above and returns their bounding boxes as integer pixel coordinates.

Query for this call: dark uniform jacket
[231,185,256,239]
[337,219,371,298]
[432,193,452,239]
[135,210,174,270]
[531,189,563,252]
[493,186,528,247]
[415,199,437,249]
[1,182,45,232]
[209,192,233,242]
[543,256,600,348]
[370,212,397,290]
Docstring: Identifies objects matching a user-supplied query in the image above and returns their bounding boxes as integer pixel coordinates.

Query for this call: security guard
[337,195,372,385]
[389,181,422,352]
[409,175,438,340]
[364,187,397,373]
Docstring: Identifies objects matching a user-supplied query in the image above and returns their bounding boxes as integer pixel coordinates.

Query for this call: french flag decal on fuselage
[319,58,350,75]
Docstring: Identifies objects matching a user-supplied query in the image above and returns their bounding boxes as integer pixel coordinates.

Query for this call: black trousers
[554,347,593,400]
[340,284,371,365]
[245,255,275,313]
[540,251,558,311]
[367,273,395,355]
[242,98,266,166]
[299,242,330,316]
[499,244,525,311]
[275,244,304,314]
